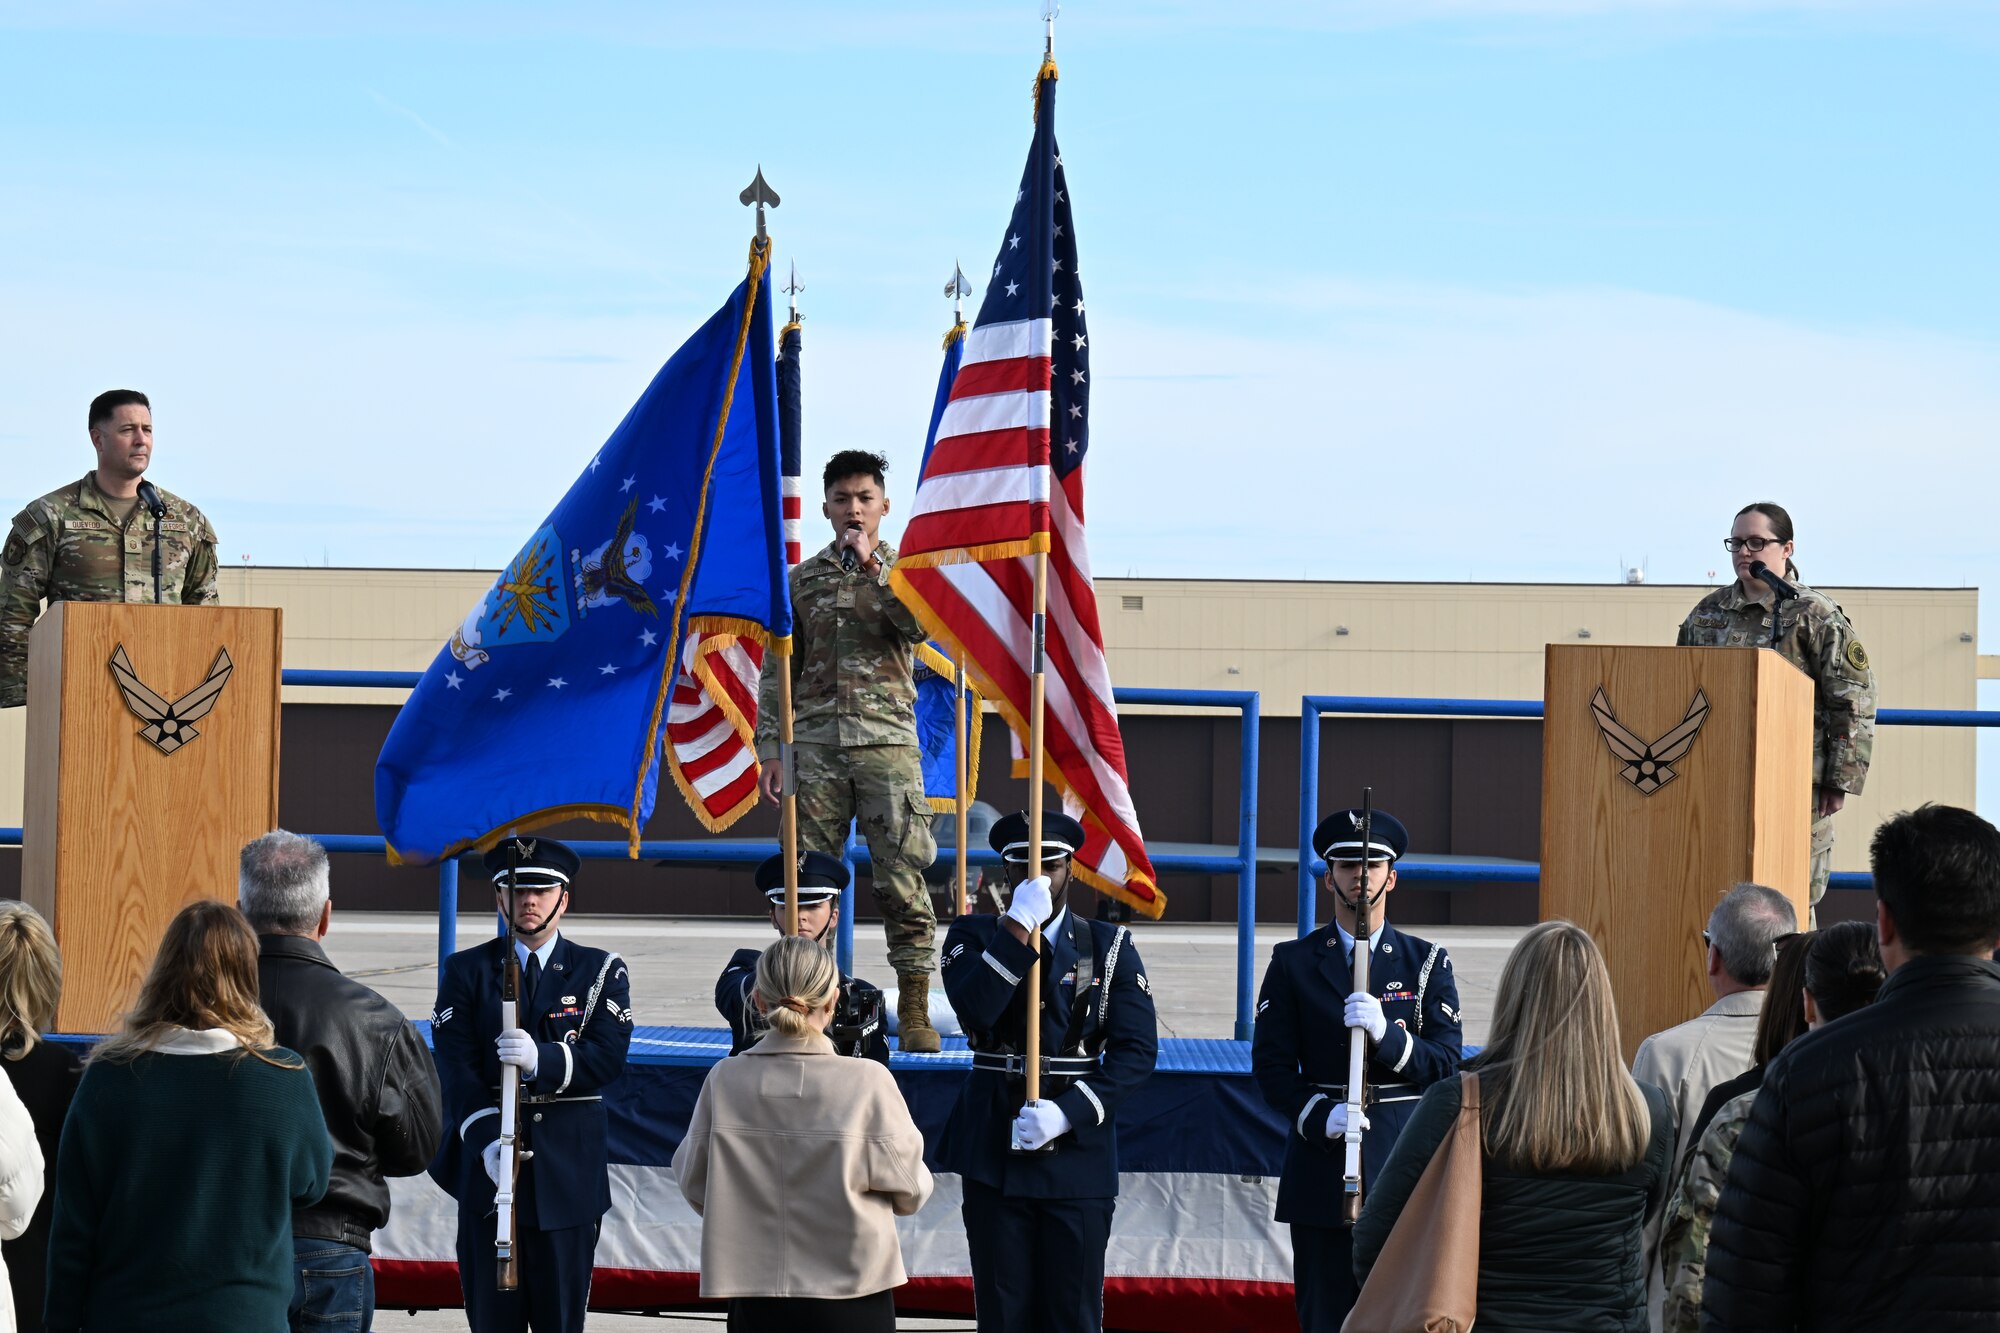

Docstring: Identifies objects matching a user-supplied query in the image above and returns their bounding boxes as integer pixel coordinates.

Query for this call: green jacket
[756,538,928,757]
[1675,571,1875,794]
[45,1037,330,1332]
[0,473,219,708]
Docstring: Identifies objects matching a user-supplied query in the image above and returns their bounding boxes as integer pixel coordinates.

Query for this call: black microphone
[137,480,166,518]
[1747,559,1799,601]
[840,521,862,572]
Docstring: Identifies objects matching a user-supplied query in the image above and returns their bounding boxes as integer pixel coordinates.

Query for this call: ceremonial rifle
[1341,787,1374,1225]
[495,841,529,1290]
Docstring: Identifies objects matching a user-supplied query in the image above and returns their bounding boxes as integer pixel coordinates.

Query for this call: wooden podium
[1542,645,1812,1062]
[21,604,282,1033]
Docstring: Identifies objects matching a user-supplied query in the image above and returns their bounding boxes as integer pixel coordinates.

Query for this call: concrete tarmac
[332,912,1525,1330]
[322,912,1524,1047]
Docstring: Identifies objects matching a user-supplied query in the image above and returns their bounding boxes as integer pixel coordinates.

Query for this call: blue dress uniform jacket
[714,947,889,1064]
[938,911,1158,1199]
[1252,921,1462,1228]
[431,934,633,1231]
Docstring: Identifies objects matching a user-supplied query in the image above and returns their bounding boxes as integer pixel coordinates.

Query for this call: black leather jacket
[258,933,444,1251]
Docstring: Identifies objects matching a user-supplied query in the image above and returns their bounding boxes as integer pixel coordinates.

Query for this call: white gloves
[1004,875,1054,933]
[1344,992,1388,1043]
[1012,1098,1072,1151]
[482,1139,506,1188]
[1324,1103,1372,1140]
[496,1028,539,1078]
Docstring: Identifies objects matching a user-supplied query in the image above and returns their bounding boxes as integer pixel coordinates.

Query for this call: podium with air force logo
[1542,644,1813,1063]
[21,602,282,1032]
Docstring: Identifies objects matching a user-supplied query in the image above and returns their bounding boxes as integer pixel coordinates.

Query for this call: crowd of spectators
[0,799,1995,1331]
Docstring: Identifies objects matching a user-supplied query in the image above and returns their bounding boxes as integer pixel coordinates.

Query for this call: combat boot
[897,972,941,1053]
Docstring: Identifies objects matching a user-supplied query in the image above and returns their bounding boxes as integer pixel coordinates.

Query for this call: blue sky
[3,2,1996,611]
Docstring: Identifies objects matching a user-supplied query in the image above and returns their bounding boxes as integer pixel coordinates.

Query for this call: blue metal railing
[7,671,1266,1039]
[1295,694,2000,933]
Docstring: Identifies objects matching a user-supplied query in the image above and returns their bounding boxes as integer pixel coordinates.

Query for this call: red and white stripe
[664,630,764,828]
[896,319,1159,912]
[782,474,802,567]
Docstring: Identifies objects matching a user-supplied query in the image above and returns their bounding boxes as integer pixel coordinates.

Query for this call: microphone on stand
[1747,559,1799,601]
[1747,560,1798,650]
[840,521,863,572]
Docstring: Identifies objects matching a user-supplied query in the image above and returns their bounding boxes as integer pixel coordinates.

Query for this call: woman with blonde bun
[674,935,932,1333]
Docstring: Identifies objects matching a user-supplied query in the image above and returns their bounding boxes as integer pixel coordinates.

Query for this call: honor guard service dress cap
[989,809,1089,864]
[755,850,849,906]
[1313,809,1409,864]
[483,836,581,890]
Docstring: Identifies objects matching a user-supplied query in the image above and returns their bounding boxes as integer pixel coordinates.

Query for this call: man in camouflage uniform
[1,389,218,708]
[1677,508,1874,915]
[1658,1088,1752,1333]
[755,449,941,1051]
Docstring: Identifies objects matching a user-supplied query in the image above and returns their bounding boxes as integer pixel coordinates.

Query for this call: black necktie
[523,953,542,1005]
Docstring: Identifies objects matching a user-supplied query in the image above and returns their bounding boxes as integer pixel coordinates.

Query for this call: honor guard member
[1678,502,1875,915]
[0,388,219,708]
[1252,809,1463,1332]
[715,850,889,1063]
[430,838,634,1333]
[938,810,1159,1333]
[754,449,943,1052]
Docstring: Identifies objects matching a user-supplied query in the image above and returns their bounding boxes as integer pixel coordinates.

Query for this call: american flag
[661,318,803,830]
[890,62,1161,917]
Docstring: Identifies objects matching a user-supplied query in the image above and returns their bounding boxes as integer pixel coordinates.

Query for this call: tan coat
[673,1029,933,1299]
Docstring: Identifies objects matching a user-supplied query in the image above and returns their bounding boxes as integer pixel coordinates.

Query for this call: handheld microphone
[137,480,166,518]
[1747,559,1799,601]
[840,521,862,572]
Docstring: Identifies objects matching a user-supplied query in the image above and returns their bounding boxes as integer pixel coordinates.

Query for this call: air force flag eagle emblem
[1590,687,1710,795]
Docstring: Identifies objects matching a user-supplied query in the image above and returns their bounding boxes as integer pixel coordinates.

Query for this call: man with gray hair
[1630,880,1797,1329]
[245,830,442,1333]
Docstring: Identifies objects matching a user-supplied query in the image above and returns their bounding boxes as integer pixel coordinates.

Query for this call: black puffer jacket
[1702,954,2000,1331]
[258,934,444,1250]
[1354,1071,1673,1332]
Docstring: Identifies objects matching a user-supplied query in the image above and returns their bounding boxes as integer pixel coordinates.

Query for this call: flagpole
[955,659,970,916]
[1024,549,1048,1104]
[1021,0,1058,1112]
[945,261,973,920]
[780,259,805,935]
[743,166,800,934]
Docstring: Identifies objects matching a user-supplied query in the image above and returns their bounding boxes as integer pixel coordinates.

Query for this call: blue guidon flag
[375,242,790,864]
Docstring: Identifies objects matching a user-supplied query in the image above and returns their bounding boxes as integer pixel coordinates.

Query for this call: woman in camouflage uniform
[1677,502,1876,912]
[1657,922,1884,1332]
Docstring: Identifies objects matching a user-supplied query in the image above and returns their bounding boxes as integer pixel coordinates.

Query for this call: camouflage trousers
[1810,809,1836,922]
[794,742,938,976]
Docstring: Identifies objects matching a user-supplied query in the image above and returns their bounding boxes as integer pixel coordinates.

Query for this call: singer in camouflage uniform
[1677,503,1874,913]
[756,450,941,1051]
[0,390,218,708]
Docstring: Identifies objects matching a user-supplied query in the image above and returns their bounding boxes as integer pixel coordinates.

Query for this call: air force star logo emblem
[1590,687,1710,795]
[108,644,234,755]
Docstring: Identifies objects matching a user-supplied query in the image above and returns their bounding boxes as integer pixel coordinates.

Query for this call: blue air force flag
[376,244,790,863]
[912,318,983,812]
